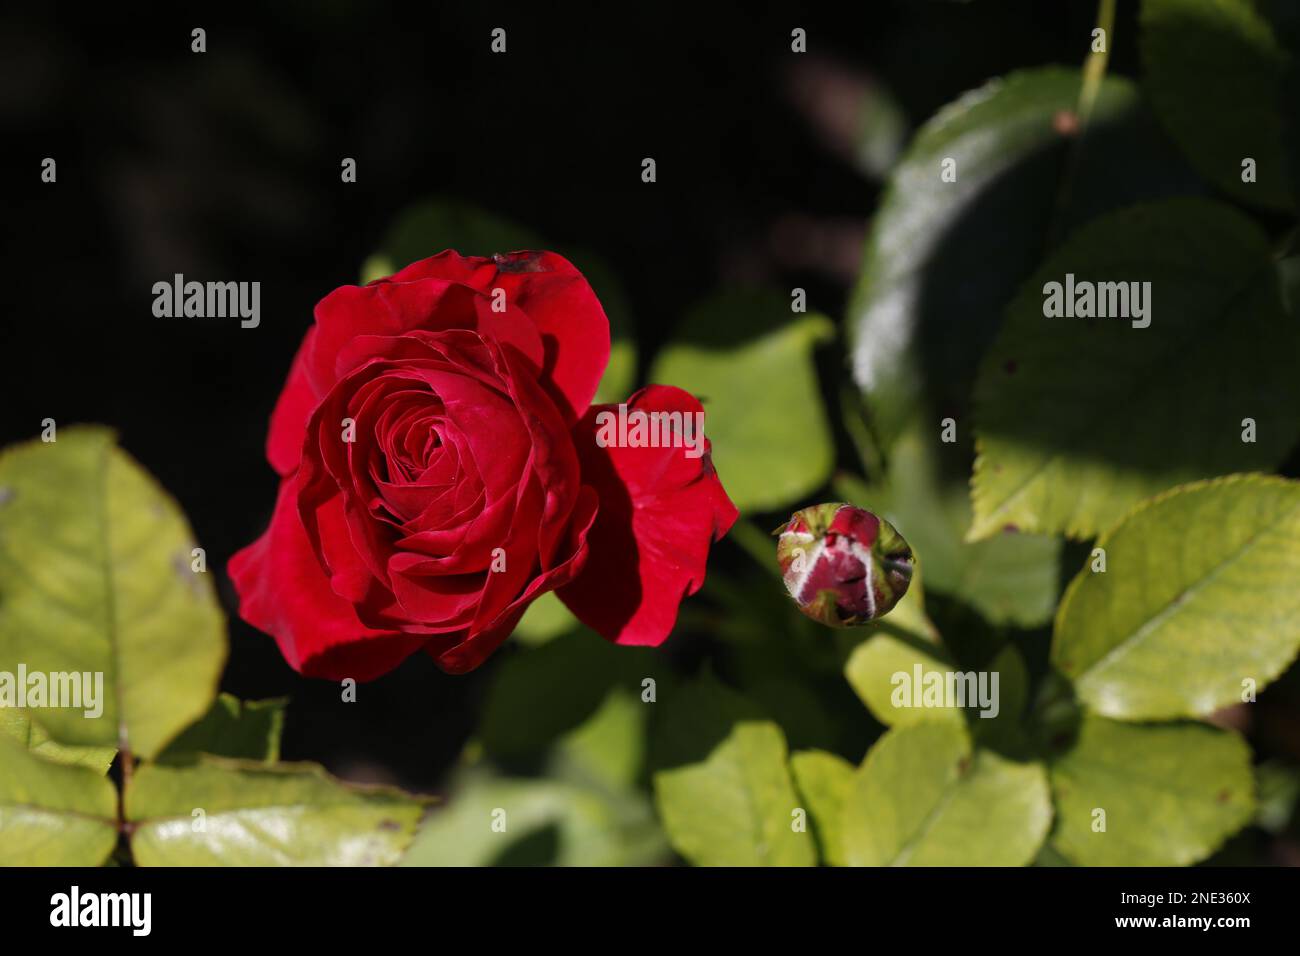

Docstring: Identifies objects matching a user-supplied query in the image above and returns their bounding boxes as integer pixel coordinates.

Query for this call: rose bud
[775,502,914,627]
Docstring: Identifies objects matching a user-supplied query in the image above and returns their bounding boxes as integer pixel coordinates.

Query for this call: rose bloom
[229,251,738,678]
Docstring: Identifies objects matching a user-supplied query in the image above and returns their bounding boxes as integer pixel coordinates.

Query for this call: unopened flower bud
[775,502,914,627]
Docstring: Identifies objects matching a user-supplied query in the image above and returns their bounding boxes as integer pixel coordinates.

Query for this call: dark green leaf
[156,693,287,764]
[971,201,1299,540]
[1141,0,1294,210]
[848,68,1200,446]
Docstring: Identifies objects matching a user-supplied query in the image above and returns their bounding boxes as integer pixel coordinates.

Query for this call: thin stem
[1077,0,1117,131]
[1047,0,1118,248]
[839,384,885,480]
[117,748,135,832]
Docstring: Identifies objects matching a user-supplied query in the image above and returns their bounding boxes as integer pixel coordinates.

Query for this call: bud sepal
[775,502,914,627]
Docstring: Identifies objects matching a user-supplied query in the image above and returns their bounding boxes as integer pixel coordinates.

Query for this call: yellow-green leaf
[653,721,816,866]
[651,291,835,512]
[790,749,855,866]
[1053,474,1300,719]
[127,758,424,866]
[845,633,963,727]
[0,734,118,866]
[841,721,1051,866]
[0,427,226,758]
[0,708,115,774]
[1049,714,1253,865]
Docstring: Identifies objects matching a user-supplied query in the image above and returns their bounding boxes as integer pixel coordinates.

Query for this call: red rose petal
[430,484,599,673]
[558,386,738,646]
[227,473,428,681]
[387,250,609,425]
[266,331,320,477]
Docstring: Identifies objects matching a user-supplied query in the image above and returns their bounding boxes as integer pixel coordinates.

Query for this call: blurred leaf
[854,83,909,179]
[0,708,115,774]
[156,693,287,765]
[127,758,424,866]
[0,734,118,865]
[971,201,1299,541]
[654,721,816,866]
[648,672,764,772]
[650,291,835,512]
[480,630,665,762]
[402,773,665,867]
[742,674,843,754]
[549,688,646,792]
[512,591,579,647]
[845,632,962,727]
[362,198,543,281]
[848,68,1200,447]
[1141,0,1294,210]
[1255,760,1300,834]
[790,749,855,866]
[970,643,1031,752]
[362,197,637,404]
[1048,714,1253,866]
[1033,843,1076,867]
[841,721,1051,866]
[1279,253,1300,316]
[1053,475,1300,720]
[836,420,1061,627]
[0,427,225,758]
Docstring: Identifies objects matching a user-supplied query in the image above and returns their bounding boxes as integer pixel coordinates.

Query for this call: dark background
[1,1,1146,788]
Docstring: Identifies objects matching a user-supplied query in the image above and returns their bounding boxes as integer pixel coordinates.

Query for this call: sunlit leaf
[1053,474,1300,719]
[0,427,225,758]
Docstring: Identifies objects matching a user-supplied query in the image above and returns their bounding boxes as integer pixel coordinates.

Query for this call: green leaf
[156,693,287,764]
[1032,843,1076,867]
[971,643,1031,751]
[848,68,1201,446]
[512,591,579,646]
[480,630,665,762]
[970,200,1300,541]
[1255,760,1300,834]
[401,773,666,867]
[1053,474,1300,720]
[0,734,118,865]
[790,749,855,866]
[549,688,647,793]
[126,758,424,866]
[0,428,226,758]
[841,721,1051,866]
[1141,0,1294,210]
[1048,714,1253,866]
[836,420,1061,626]
[845,632,962,727]
[650,291,835,512]
[653,721,816,866]
[1281,253,1300,316]
[648,672,763,772]
[0,708,115,774]
[361,198,543,282]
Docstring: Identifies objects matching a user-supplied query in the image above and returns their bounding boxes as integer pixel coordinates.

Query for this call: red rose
[229,250,738,679]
